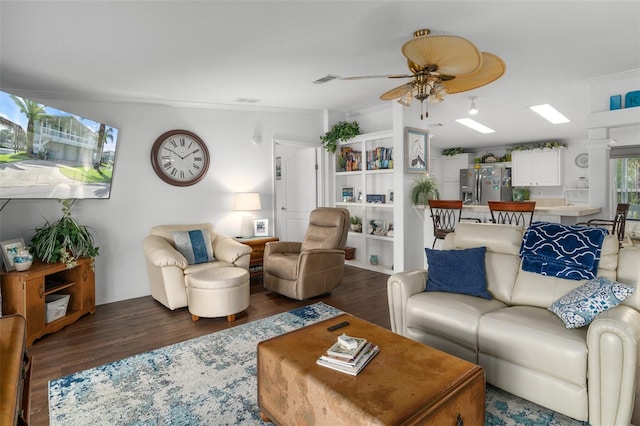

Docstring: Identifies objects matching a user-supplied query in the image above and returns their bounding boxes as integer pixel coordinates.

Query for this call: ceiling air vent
[233,98,261,103]
[313,75,340,85]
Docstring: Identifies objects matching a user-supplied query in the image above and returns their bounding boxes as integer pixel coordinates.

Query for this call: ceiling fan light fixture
[468,96,479,115]
[397,87,414,107]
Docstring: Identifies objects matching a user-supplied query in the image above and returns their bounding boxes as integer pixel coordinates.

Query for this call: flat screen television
[0,90,120,199]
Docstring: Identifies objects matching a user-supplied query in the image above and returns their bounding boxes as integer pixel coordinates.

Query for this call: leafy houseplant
[410,174,440,207]
[30,199,99,269]
[320,121,360,154]
[350,216,362,233]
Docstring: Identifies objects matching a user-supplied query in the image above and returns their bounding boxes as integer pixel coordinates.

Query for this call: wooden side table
[234,236,279,279]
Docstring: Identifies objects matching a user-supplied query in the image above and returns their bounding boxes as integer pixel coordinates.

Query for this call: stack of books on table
[316,334,380,376]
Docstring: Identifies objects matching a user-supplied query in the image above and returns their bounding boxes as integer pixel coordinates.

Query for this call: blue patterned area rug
[49,302,586,425]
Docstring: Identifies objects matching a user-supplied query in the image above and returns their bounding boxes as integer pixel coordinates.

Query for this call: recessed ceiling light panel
[529,104,570,124]
[455,118,495,134]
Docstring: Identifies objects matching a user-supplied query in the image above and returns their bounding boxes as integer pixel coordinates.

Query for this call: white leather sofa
[387,222,640,426]
[143,224,251,310]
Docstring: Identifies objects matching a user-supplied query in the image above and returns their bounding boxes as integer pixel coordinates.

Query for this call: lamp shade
[233,192,261,211]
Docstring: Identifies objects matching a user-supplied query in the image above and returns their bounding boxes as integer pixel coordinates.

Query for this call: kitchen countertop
[461,204,602,217]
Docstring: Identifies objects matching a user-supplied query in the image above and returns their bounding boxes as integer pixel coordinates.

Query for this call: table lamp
[233,192,262,238]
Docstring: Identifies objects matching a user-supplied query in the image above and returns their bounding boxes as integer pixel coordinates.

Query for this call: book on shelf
[316,343,380,376]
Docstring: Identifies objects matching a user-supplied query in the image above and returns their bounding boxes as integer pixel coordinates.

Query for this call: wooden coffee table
[257,313,484,425]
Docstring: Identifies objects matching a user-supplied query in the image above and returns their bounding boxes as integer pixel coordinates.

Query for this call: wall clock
[151,129,210,186]
[574,152,589,168]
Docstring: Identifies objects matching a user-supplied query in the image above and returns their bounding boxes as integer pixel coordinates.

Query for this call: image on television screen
[0,90,120,199]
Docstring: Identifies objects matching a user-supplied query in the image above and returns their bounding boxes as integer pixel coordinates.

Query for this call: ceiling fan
[343,29,506,119]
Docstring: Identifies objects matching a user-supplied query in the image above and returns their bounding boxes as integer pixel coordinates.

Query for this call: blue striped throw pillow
[172,229,215,265]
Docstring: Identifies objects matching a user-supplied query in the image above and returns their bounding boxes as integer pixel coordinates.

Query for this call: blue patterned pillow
[425,247,491,300]
[172,229,215,265]
[549,277,635,328]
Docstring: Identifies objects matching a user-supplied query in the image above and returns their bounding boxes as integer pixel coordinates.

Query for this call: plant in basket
[29,199,99,269]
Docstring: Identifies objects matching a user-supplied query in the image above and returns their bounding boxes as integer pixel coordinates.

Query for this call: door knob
[281,207,286,211]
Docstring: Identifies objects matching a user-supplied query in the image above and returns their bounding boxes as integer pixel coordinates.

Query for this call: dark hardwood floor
[27,265,390,425]
[26,265,640,425]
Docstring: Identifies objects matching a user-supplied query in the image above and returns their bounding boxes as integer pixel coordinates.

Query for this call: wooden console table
[234,236,279,279]
[1,258,96,347]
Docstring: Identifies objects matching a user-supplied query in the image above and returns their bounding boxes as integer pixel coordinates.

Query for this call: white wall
[0,99,323,304]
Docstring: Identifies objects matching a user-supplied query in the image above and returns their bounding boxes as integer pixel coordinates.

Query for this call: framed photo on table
[405,127,429,174]
[254,219,269,237]
[1,238,26,272]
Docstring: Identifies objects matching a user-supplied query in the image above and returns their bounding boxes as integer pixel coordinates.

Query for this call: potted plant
[410,174,440,207]
[320,121,360,154]
[29,199,99,269]
[350,216,362,233]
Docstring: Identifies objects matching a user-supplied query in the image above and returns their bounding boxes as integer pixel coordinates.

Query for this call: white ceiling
[1,1,639,151]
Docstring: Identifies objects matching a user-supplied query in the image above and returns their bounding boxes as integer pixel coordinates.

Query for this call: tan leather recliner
[143,223,251,309]
[263,208,349,300]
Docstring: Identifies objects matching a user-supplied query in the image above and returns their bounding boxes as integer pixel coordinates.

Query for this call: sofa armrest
[587,305,640,426]
[214,237,252,265]
[143,235,188,269]
[386,270,428,335]
[264,241,302,257]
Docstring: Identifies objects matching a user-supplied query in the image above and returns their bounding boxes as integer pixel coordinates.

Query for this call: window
[611,145,640,220]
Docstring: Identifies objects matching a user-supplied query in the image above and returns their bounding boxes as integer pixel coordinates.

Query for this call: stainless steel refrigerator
[460,165,512,204]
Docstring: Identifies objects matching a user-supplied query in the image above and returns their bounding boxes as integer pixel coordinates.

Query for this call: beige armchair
[143,223,251,310]
[263,208,349,300]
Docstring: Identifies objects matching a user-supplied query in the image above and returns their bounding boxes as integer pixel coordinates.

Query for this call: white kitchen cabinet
[512,148,564,186]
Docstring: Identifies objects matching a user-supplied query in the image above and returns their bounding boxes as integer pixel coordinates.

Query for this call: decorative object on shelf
[350,216,362,233]
[341,187,355,202]
[610,94,622,110]
[442,147,465,156]
[405,127,429,173]
[410,173,440,206]
[29,199,99,269]
[625,90,640,108]
[387,190,394,204]
[320,121,360,154]
[369,254,379,265]
[366,194,386,204]
[511,141,566,151]
[576,177,589,188]
[253,219,268,237]
[575,153,589,168]
[368,219,387,236]
[1,238,26,272]
[386,223,394,238]
[13,249,33,272]
[234,192,262,238]
[150,129,210,186]
[341,28,505,120]
[481,153,499,163]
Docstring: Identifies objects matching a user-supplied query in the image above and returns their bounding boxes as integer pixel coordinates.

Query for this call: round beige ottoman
[184,267,250,322]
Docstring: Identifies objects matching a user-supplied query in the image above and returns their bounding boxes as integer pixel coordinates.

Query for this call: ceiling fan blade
[441,52,506,94]
[402,33,482,76]
[380,83,414,100]
[341,74,413,80]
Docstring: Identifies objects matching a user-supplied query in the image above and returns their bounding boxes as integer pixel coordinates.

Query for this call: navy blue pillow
[424,246,491,300]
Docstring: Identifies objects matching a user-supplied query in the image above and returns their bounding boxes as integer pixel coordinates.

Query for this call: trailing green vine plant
[29,199,99,269]
[511,141,566,151]
[320,121,360,153]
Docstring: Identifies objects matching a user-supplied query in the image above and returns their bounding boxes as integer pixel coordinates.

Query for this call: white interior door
[274,142,319,241]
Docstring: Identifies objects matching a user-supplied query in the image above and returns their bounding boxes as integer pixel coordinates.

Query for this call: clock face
[151,130,210,186]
